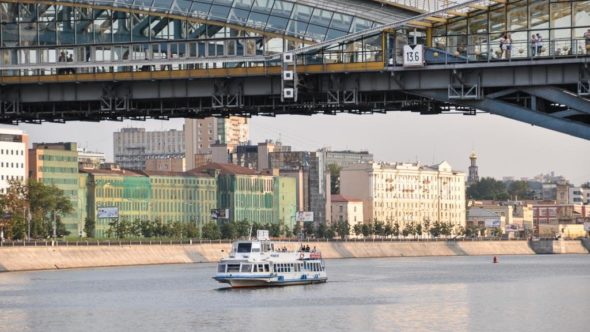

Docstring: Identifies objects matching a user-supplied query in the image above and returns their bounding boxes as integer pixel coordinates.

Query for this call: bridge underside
[1,60,589,140]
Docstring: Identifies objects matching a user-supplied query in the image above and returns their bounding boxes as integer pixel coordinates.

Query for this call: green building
[145,170,217,231]
[29,142,82,236]
[274,176,297,234]
[83,166,151,238]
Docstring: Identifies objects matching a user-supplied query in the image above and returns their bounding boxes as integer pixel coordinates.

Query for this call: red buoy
[493,256,498,264]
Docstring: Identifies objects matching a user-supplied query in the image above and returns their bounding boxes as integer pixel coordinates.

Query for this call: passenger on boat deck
[305,245,310,252]
[312,246,316,253]
[300,245,305,252]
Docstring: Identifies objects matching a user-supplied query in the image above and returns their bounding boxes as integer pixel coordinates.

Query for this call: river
[0,255,589,332]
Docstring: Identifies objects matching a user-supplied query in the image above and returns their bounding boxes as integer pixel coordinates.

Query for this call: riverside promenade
[1,239,588,272]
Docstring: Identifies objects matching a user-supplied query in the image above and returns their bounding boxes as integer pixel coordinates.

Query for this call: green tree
[423,219,431,238]
[416,223,423,237]
[202,221,221,240]
[374,220,385,237]
[393,222,400,237]
[303,222,315,238]
[430,221,441,238]
[337,220,350,239]
[384,222,393,238]
[236,219,251,238]
[467,177,509,200]
[405,222,416,238]
[507,180,534,200]
[220,221,237,239]
[315,223,327,238]
[353,223,363,237]
[327,163,342,194]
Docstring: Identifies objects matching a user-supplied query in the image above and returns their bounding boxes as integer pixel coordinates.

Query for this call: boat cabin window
[227,264,240,272]
[237,243,252,253]
[217,264,226,273]
[264,264,270,272]
[241,264,252,272]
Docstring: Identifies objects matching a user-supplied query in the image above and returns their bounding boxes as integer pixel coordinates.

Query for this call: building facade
[29,142,81,235]
[0,128,28,194]
[340,161,466,232]
[330,194,363,234]
[145,158,186,172]
[323,149,373,168]
[184,117,249,170]
[113,128,184,170]
[274,176,297,234]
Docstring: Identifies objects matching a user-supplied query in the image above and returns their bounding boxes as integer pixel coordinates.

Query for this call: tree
[236,219,251,238]
[467,177,510,200]
[353,223,363,237]
[83,217,95,238]
[374,220,385,237]
[337,220,350,239]
[507,180,534,200]
[423,219,431,238]
[327,163,342,194]
[430,221,442,238]
[415,223,423,237]
[393,222,400,237]
[303,222,315,238]
[384,222,393,238]
[405,222,416,238]
[202,221,221,240]
[220,221,237,239]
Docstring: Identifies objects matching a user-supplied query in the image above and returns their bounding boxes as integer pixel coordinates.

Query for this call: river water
[0,255,589,332]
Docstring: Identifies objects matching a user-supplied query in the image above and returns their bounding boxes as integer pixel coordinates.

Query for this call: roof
[190,162,260,176]
[331,194,362,203]
[79,168,145,177]
[468,207,500,219]
[141,170,214,178]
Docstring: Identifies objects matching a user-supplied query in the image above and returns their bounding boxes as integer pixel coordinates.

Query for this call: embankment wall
[0,240,586,272]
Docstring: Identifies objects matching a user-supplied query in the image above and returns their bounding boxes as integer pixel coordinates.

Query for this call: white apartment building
[0,128,28,194]
[184,117,249,170]
[113,128,184,170]
[340,161,466,231]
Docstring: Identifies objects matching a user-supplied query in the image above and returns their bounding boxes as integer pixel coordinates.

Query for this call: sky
[4,111,589,185]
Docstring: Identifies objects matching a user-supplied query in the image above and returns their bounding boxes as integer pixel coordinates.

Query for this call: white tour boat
[213,231,327,288]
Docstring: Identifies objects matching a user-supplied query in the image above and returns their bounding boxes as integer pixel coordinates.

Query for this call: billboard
[296,211,314,222]
[97,207,119,218]
[484,219,501,228]
[505,224,520,232]
[211,208,229,219]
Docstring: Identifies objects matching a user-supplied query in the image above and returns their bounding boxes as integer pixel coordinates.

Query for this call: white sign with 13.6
[403,44,425,67]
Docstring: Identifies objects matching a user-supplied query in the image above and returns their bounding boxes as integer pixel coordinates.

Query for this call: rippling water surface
[1,255,589,332]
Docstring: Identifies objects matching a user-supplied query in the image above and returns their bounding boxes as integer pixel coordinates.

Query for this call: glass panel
[252,0,274,14]
[574,1,590,27]
[507,1,527,31]
[469,12,487,34]
[350,17,372,33]
[228,8,250,24]
[234,0,254,10]
[271,0,293,18]
[447,18,467,35]
[489,7,505,33]
[20,23,38,46]
[550,2,571,28]
[291,4,312,23]
[530,0,550,30]
[326,28,346,40]
[266,15,289,32]
[310,8,333,27]
[169,0,192,14]
[330,13,352,31]
[306,24,327,41]
[209,5,231,21]
[551,28,571,55]
[433,24,446,36]
[287,20,307,36]
[190,2,211,17]
[248,12,269,29]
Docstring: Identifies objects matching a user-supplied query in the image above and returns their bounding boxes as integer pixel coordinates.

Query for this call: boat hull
[214,276,328,288]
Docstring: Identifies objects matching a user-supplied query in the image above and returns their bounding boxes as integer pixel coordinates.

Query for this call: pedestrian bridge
[0,0,589,140]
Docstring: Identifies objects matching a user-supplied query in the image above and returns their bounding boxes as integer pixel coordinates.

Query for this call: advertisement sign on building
[211,208,229,219]
[484,219,501,228]
[97,207,119,218]
[296,211,314,222]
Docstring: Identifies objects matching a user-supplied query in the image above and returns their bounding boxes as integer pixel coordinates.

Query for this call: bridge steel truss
[0,0,589,141]
[1,57,589,140]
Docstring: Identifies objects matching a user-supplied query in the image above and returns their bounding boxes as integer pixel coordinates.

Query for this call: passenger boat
[213,231,327,288]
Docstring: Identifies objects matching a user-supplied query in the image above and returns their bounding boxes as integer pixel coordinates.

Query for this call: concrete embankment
[0,240,587,272]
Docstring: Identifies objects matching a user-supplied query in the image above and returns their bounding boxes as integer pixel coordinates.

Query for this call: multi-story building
[145,158,186,172]
[194,163,275,224]
[184,117,249,170]
[330,195,363,233]
[323,149,373,168]
[77,148,106,167]
[340,161,466,232]
[0,128,28,194]
[532,203,588,237]
[113,128,184,170]
[568,187,587,205]
[144,170,217,229]
[29,142,81,235]
[274,176,297,233]
[269,151,330,225]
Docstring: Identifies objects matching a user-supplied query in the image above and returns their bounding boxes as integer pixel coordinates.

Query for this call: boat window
[227,264,240,272]
[253,265,258,272]
[265,264,270,272]
[237,243,252,253]
[217,264,226,273]
[241,264,252,272]
[273,264,277,272]
[252,248,260,252]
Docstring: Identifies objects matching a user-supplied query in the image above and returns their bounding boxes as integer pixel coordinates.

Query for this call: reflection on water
[0,255,589,332]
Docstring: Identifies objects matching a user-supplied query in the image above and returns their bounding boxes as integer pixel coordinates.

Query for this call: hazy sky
[5,111,589,185]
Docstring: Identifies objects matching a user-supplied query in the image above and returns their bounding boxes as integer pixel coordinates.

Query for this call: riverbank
[0,239,588,272]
